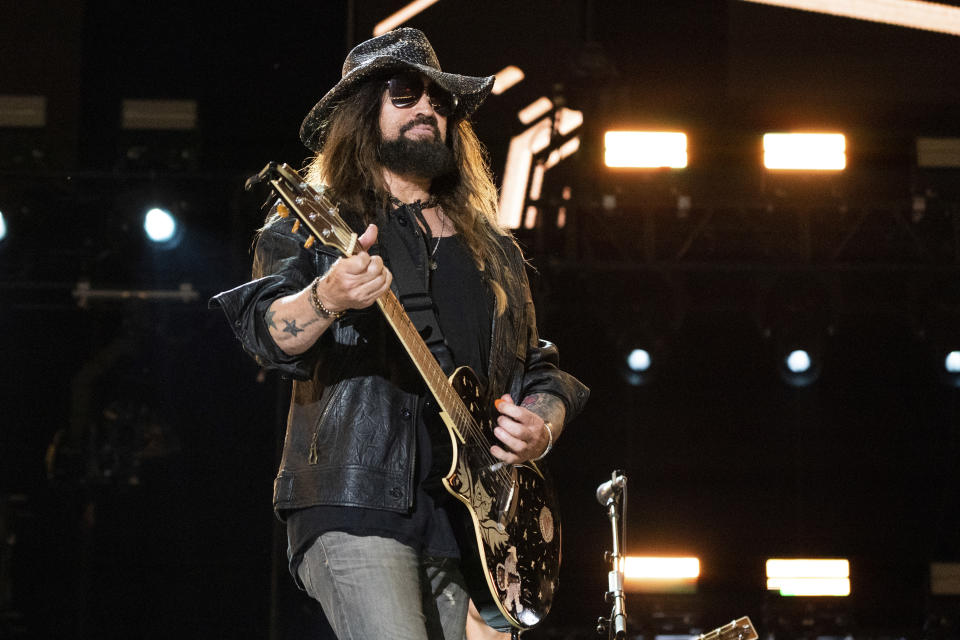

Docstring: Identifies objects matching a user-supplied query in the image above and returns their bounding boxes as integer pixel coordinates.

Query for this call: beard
[378,116,456,180]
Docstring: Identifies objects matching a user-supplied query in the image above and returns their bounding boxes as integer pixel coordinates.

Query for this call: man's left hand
[490,394,551,464]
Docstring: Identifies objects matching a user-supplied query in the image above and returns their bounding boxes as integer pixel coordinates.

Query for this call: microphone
[596,471,627,505]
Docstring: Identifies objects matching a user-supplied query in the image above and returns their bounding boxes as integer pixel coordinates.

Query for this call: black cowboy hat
[299,27,495,152]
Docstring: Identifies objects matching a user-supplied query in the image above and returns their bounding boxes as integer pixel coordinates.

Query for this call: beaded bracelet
[310,277,344,320]
[533,420,555,461]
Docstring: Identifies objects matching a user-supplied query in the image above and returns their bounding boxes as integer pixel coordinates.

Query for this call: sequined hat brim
[299,28,495,152]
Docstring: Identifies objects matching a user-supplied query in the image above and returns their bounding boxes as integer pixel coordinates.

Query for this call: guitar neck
[376,290,468,439]
[258,162,472,439]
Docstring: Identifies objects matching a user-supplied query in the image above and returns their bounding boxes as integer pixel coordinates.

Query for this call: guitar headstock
[705,617,757,640]
[246,162,358,256]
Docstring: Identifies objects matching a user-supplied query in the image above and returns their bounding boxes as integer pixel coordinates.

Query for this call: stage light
[627,349,651,373]
[498,108,583,228]
[521,137,582,230]
[544,137,580,170]
[786,349,812,373]
[144,207,177,244]
[918,137,960,168]
[763,133,846,170]
[0,210,6,242]
[373,0,440,35]
[0,95,47,169]
[931,562,960,595]
[768,577,851,596]
[740,0,960,38]
[946,351,960,373]
[625,556,700,579]
[623,556,699,593]
[777,341,822,387]
[492,66,524,95]
[518,97,553,125]
[122,99,197,131]
[620,339,665,386]
[120,98,199,171]
[766,558,850,596]
[604,131,688,169]
[0,94,46,127]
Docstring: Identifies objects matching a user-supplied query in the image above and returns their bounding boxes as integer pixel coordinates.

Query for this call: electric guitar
[246,162,561,630]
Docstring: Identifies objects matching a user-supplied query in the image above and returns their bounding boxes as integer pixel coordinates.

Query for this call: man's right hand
[265,224,392,356]
[313,224,393,312]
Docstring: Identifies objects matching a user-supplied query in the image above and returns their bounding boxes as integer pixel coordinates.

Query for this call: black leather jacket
[212,208,588,518]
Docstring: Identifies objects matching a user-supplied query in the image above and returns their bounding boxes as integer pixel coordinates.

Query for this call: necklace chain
[431,205,445,259]
[388,195,445,268]
[388,194,439,210]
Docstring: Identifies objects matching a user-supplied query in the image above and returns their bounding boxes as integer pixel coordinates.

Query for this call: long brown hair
[300,76,518,314]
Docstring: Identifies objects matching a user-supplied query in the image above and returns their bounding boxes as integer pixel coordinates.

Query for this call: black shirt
[431,234,492,383]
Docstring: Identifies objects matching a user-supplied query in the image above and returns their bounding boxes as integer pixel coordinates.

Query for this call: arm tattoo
[521,393,566,427]
[265,309,277,330]
[280,317,319,337]
[280,318,302,337]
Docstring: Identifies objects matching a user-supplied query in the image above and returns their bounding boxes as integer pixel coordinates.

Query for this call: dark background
[2,1,960,638]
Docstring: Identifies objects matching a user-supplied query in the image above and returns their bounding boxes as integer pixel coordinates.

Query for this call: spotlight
[777,344,821,387]
[492,66,524,95]
[766,558,850,597]
[604,131,688,169]
[623,556,700,593]
[143,207,178,244]
[763,133,846,171]
[785,349,811,373]
[620,340,665,387]
[373,0,440,36]
[0,210,6,242]
[498,107,583,228]
[627,349,651,373]
[946,351,960,374]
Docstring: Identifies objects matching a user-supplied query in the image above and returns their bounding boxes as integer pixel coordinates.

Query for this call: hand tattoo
[265,309,277,330]
[520,393,566,428]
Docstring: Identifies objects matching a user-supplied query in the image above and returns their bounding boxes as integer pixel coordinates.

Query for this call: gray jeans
[297,531,470,640]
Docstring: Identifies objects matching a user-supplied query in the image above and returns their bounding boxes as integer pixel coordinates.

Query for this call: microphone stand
[596,471,627,640]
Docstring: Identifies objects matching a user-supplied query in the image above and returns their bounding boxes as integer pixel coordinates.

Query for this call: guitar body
[440,366,562,629]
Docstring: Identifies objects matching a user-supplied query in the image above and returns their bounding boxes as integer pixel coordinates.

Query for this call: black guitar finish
[442,366,562,629]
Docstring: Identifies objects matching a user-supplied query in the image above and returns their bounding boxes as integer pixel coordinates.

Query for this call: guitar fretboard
[265,162,478,445]
[377,291,472,440]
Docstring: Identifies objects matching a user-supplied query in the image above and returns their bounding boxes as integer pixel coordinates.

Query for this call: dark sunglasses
[386,72,458,117]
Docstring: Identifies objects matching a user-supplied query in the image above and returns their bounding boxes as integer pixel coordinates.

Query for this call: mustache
[399,115,439,136]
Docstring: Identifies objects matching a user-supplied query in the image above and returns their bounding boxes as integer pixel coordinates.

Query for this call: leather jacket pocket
[307,324,363,465]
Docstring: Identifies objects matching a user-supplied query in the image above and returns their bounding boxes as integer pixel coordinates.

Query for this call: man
[212,28,588,640]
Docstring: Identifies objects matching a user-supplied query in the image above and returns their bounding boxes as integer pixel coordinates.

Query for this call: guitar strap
[376,205,457,376]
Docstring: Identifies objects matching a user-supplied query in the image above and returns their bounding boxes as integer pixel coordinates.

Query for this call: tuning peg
[291,219,301,234]
[277,203,290,218]
[304,236,316,249]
